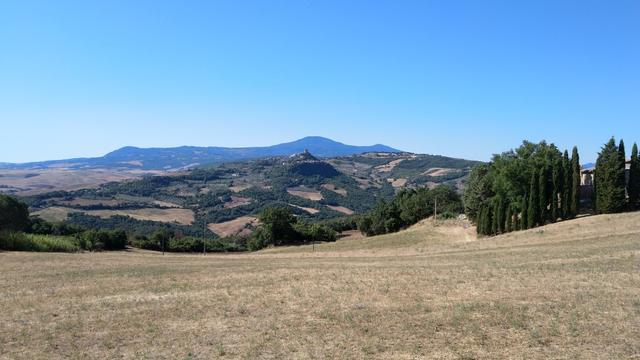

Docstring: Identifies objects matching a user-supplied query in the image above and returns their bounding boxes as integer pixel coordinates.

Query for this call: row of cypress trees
[468,138,640,237]
[473,143,582,236]
[593,138,640,213]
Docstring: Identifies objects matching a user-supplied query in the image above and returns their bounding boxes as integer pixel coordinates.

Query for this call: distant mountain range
[1,137,401,171]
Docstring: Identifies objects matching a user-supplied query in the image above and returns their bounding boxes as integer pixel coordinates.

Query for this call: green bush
[80,229,127,251]
[0,231,80,252]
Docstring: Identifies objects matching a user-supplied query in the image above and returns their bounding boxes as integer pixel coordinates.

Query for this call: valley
[16,151,480,238]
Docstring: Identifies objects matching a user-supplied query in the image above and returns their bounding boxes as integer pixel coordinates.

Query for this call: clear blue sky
[1,0,638,163]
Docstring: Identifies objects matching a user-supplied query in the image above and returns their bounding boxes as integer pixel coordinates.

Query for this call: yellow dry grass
[422,167,456,177]
[321,184,347,196]
[87,208,195,225]
[289,204,320,214]
[1,212,639,359]
[32,207,195,225]
[326,205,355,215]
[208,216,259,237]
[286,187,323,201]
[223,196,252,209]
[374,159,405,172]
[0,169,140,195]
[389,178,408,187]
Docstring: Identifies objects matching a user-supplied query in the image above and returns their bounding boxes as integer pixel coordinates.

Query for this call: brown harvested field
[0,169,143,195]
[57,198,125,207]
[289,204,320,214]
[321,183,347,196]
[374,158,405,172]
[422,167,456,176]
[86,208,195,225]
[223,196,252,209]
[32,206,76,222]
[389,178,408,187]
[1,212,639,359]
[286,187,323,201]
[32,206,195,225]
[208,216,259,237]
[327,205,355,215]
[229,184,252,193]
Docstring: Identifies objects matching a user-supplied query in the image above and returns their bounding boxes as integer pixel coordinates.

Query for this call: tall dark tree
[485,204,494,235]
[551,160,560,222]
[0,195,30,232]
[492,198,502,234]
[629,143,640,209]
[619,139,627,202]
[570,146,581,217]
[520,195,528,230]
[476,207,486,235]
[562,150,571,219]
[594,138,626,213]
[528,171,539,228]
[538,167,548,224]
[505,205,512,233]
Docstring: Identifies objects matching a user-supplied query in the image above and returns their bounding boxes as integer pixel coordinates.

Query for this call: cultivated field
[33,206,195,225]
[1,213,639,359]
[0,169,157,195]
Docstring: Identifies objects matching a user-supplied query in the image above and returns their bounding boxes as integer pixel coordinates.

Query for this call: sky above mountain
[1,1,638,163]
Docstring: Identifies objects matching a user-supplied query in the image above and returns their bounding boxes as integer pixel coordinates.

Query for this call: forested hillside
[23,151,481,239]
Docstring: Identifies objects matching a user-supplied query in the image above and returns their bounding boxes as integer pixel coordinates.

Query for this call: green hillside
[24,152,482,238]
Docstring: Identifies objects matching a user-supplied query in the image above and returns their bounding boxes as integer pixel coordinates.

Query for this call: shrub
[0,231,80,252]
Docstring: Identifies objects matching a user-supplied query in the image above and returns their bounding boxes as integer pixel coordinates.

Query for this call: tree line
[466,138,640,236]
[358,185,463,236]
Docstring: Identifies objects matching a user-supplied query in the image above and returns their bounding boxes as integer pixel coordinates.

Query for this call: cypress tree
[485,205,494,235]
[538,167,548,224]
[595,138,626,213]
[476,206,486,235]
[493,198,502,234]
[551,160,560,222]
[521,195,528,230]
[562,150,571,219]
[570,146,580,217]
[528,171,539,228]
[505,205,512,233]
[619,139,627,204]
[629,143,640,209]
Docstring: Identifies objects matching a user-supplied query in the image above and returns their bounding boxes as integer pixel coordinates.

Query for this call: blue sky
[1,0,638,163]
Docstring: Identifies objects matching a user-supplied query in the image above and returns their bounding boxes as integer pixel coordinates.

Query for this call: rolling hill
[24,151,482,238]
[0,136,401,171]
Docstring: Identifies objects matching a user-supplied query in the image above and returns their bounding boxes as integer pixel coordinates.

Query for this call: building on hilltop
[579,159,632,203]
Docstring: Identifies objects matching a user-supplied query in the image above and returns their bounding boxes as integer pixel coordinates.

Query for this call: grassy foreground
[1,213,639,359]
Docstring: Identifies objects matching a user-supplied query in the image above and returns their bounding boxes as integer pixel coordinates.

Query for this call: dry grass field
[208,216,259,238]
[1,213,639,359]
[33,207,195,225]
[0,169,147,195]
[286,187,324,201]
